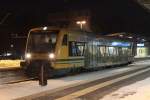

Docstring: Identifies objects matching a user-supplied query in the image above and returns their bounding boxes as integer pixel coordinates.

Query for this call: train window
[127,48,132,56]
[99,46,106,57]
[108,47,118,56]
[122,48,128,55]
[76,42,85,56]
[108,47,115,56]
[69,42,85,56]
[69,42,76,56]
[115,47,119,56]
[118,47,123,56]
[27,31,58,53]
[62,34,68,46]
[122,47,132,56]
[88,43,93,54]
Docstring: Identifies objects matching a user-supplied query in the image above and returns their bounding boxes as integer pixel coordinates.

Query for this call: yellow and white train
[21,26,135,76]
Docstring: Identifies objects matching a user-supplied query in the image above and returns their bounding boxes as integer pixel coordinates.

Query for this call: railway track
[0,69,36,85]
[0,58,149,85]
[4,77,35,84]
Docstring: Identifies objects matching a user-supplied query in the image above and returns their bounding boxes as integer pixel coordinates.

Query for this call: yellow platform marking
[56,67,150,100]
[0,60,21,68]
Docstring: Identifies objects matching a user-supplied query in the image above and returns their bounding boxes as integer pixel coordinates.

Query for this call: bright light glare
[43,27,47,30]
[49,53,55,59]
[137,43,144,47]
[111,42,130,47]
[119,35,123,37]
[76,21,86,24]
[128,36,133,39]
[25,53,31,59]
[6,53,12,56]
[76,21,81,24]
[81,21,86,24]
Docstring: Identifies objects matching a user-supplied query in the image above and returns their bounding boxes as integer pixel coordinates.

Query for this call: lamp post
[76,21,86,30]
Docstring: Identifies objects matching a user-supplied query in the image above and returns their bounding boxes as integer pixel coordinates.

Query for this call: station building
[106,32,150,58]
[135,41,150,58]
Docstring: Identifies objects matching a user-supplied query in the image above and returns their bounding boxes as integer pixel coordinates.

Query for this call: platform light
[142,39,146,42]
[43,27,48,30]
[119,35,123,37]
[76,21,81,24]
[6,53,12,56]
[137,43,144,47]
[111,42,120,46]
[76,20,86,29]
[128,36,132,39]
[111,42,130,47]
[10,44,14,48]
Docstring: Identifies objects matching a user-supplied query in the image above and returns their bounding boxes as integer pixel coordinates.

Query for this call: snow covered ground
[101,60,150,100]
[0,60,149,100]
[0,66,134,100]
[101,76,150,100]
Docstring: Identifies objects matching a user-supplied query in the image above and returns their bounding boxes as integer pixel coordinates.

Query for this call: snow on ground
[0,60,21,68]
[0,67,131,100]
[132,59,150,66]
[100,59,150,100]
[101,77,150,100]
[0,64,140,100]
[0,60,149,100]
[134,56,150,58]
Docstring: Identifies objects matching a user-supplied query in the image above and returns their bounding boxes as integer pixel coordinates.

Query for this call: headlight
[49,53,55,59]
[25,53,32,59]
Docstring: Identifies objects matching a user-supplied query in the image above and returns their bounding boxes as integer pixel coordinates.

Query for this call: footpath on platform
[0,59,149,100]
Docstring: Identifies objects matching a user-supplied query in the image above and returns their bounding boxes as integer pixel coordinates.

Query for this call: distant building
[106,32,150,58]
[135,41,150,58]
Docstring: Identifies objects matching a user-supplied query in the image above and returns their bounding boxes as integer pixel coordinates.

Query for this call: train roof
[96,35,134,42]
[29,26,62,32]
[29,26,133,42]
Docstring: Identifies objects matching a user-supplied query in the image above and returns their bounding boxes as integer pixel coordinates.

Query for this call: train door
[99,46,106,63]
[85,41,98,68]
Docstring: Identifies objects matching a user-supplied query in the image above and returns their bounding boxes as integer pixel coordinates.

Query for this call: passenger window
[76,42,85,56]
[62,34,68,46]
[99,46,106,57]
[69,42,85,56]
[108,47,117,56]
[105,46,109,56]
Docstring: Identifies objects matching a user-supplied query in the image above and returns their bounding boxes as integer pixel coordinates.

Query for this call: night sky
[0,0,150,52]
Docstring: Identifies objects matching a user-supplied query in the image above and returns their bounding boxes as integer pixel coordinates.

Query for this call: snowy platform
[0,60,20,70]
[0,60,149,100]
[101,72,150,100]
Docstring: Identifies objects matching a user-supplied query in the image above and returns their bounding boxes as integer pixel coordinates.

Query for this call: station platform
[134,56,150,62]
[0,60,21,71]
[0,60,149,100]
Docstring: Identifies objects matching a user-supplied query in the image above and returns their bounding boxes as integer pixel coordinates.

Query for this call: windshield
[27,31,59,53]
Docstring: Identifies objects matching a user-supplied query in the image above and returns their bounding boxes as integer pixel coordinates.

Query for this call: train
[20,26,135,77]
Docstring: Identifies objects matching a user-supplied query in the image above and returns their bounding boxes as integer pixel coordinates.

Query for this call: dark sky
[0,0,150,51]
[0,0,150,33]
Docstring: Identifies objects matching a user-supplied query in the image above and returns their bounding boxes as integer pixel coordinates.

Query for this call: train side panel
[53,30,86,70]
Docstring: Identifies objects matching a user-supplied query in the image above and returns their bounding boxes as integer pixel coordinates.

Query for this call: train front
[21,27,59,76]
